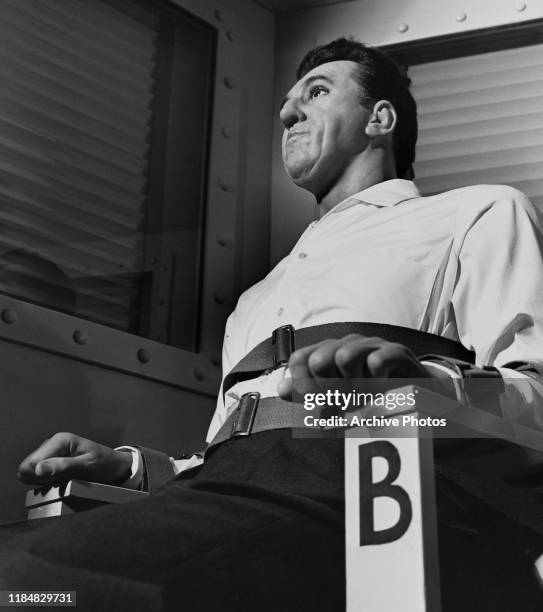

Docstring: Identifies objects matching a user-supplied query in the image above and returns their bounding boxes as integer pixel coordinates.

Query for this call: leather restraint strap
[209,323,543,538]
[209,322,476,456]
[222,321,475,397]
[209,395,311,452]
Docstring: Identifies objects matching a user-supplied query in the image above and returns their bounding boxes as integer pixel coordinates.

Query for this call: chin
[287,171,312,190]
[287,165,329,198]
[284,161,316,187]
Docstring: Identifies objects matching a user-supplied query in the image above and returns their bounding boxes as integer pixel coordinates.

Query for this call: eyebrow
[280,74,334,111]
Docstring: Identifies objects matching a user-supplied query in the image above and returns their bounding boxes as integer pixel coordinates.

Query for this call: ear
[364,100,397,138]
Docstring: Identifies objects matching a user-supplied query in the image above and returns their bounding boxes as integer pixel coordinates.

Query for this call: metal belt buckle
[231,392,260,437]
[272,324,295,368]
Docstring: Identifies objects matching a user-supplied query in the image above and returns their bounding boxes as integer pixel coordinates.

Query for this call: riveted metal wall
[0,0,274,522]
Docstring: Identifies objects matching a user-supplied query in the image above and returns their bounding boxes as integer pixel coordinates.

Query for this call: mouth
[286,130,309,142]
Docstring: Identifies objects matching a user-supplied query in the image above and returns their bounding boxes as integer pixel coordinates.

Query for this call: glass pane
[0,0,216,352]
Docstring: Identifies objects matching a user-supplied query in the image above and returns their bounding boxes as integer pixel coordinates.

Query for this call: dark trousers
[0,432,345,611]
[0,431,542,611]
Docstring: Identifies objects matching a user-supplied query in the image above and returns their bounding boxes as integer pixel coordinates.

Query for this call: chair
[26,386,543,611]
[26,478,148,519]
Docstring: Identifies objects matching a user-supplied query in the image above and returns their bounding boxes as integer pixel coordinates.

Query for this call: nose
[280,97,306,130]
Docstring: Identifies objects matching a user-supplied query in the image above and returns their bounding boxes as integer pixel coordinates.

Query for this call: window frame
[0,0,244,397]
[382,17,543,66]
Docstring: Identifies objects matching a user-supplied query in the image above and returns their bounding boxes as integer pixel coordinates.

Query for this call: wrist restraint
[419,354,505,414]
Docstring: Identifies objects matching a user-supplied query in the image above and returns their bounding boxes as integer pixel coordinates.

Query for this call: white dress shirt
[166,179,543,476]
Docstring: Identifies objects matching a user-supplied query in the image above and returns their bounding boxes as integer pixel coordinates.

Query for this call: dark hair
[296,37,418,178]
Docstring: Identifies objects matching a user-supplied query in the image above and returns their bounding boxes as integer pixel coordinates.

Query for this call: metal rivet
[226,30,234,42]
[221,127,233,139]
[515,1,527,10]
[218,179,232,192]
[210,354,221,367]
[137,349,150,364]
[193,367,205,381]
[73,330,88,345]
[223,76,234,89]
[456,12,467,22]
[214,9,223,21]
[213,292,226,305]
[1,308,17,324]
[397,23,409,33]
[217,236,233,248]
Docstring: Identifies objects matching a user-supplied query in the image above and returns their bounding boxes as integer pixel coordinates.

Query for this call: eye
[308,85,328,100]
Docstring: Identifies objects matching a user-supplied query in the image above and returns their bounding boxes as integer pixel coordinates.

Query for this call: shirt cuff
[114,446,144,490]
[171,454,204,474]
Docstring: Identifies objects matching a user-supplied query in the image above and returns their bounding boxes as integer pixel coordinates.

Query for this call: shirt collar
[329,179,421,215]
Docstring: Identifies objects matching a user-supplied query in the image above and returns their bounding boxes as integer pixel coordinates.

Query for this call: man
[2,38,543,611]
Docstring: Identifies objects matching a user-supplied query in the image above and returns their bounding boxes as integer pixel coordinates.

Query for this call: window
[410,42,543,212]
[0,0,216,351]
[385,22,543,212]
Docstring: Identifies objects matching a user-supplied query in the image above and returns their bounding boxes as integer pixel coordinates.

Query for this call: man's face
[280,60,371,194]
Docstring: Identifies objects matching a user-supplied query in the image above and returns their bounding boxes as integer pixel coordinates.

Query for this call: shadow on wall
[0,249,78,316]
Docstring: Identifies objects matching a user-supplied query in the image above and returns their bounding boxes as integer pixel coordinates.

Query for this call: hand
[277,334,455,399]
[17,432,133,486]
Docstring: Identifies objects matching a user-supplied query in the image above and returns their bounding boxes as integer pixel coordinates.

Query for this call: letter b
[358,441,412,545]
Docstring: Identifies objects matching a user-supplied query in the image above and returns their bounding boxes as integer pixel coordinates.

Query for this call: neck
[316,152,397,215]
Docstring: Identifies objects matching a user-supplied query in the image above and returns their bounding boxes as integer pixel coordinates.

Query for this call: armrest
[26,479,149,520]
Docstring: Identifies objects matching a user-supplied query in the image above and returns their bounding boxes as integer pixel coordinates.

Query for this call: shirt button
[298,252,307,259]
[277,307,284,316]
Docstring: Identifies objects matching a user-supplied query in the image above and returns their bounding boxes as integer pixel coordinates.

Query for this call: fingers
[366,343,419,378]
[306,340,344,379]
[334,336,383,378]
[277,335,424,399]
[18,434,130,486]
[32,454,97,485]
[289,335,384,389]
[17,432,76,484]
[287,340,335,395]
[277,372,293,399]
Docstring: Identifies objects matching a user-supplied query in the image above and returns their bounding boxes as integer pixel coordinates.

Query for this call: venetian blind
[0,0,159,330]
[411,43,543,213]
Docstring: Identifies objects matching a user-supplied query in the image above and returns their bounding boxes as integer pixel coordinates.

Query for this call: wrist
[114,449,135,484]
[114,447,144,489]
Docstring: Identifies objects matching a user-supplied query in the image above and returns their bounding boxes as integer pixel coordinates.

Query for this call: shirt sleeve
[204,310,238,443]
[451,187,543,430]
[171,454,204,474]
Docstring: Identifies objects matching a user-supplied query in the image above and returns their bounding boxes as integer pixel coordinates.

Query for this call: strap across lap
[222,322,475,396]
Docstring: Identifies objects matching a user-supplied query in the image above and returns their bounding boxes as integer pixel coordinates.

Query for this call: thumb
[35,461,55,477]
[35,454,94,482]
[277,376,293,400]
